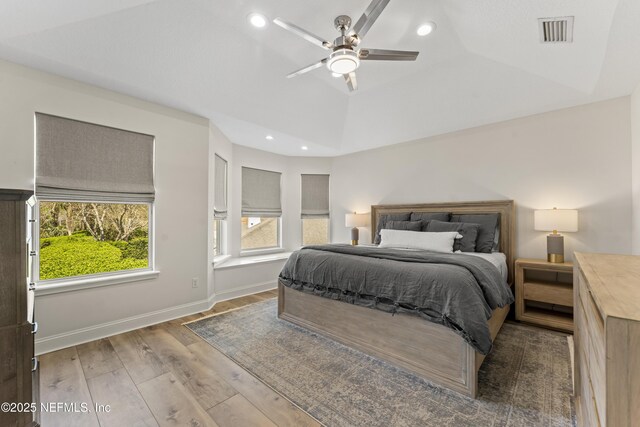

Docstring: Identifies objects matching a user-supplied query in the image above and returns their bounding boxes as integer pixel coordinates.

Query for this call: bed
[277,200,515,398]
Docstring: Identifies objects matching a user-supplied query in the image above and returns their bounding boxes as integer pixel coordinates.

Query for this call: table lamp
[534,208,578,263]
[345,212,368,245]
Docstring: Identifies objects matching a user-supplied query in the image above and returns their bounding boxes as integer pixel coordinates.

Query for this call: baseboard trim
[212,280,277,303]
[35,280,277,355]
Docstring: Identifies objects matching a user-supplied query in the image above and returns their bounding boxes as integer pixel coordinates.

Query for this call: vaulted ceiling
[1,0,639,156]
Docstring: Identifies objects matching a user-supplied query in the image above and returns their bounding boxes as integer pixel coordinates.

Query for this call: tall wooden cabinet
[574,253,640,427]
[0,189,39,427]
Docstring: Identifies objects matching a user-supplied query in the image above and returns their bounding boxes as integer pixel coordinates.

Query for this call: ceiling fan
[273,0,419,91]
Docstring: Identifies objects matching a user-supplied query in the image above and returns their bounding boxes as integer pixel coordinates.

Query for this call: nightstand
[515,258,574,332]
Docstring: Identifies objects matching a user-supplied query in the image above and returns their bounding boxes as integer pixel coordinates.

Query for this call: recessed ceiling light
[332,72,342,78]
[248,13,267,28]
[417,22,436,36]
[301,146,309,151]
[265,135,274,140]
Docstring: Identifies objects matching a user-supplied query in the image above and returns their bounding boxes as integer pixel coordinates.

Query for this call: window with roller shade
[34,113,155,282]
[301,174,330,245]
[241,167,282,251]
[213,154,228,257]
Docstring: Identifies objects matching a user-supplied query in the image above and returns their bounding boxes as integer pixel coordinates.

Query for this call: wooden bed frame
[278,200,515,398]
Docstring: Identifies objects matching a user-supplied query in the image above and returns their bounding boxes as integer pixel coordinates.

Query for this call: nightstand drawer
[523,281,573,306]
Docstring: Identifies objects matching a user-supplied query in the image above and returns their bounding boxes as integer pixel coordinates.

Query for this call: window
[38,202,150,280]
[241,167,282,252]
[35,113,155,284]
[213,154,228,257]
[241,216,280,250]
[302,218,329,245]
[213,219,222,257]
[301,174,330,245]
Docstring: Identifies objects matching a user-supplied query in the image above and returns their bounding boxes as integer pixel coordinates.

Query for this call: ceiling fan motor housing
[327,48,360,74]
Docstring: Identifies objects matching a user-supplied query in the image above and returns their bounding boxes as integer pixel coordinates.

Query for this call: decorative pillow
[379,229,460,253]
[409,212,451,230]
[384,220,423,232]
[374,213,411,244]
[426,220,480,252]
[450,213,499,253]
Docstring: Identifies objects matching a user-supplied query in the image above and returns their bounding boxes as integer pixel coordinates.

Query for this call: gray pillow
[427,220,480,252]
[374,213,411,244]
[385,220,423,232]
[450,213,499,253]
[409,212,451,231]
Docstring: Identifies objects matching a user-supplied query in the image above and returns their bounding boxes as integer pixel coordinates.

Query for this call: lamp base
[350,227,359,246]
[547,253,565,263]
[547,233,565,264]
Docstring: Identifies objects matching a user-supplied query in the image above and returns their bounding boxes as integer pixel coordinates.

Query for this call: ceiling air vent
[538,16,574,43]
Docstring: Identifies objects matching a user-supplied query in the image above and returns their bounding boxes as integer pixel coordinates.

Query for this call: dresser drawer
[579,361,601,427]
[578,275,604,347]
[587,330,606,425]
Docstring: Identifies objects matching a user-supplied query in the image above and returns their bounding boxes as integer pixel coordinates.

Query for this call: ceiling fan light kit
[273,0,419,91]
[327,49,360,74]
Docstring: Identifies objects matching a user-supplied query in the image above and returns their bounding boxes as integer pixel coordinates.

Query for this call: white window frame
[213,153,228,261]
[301,217,331,246]
[213,218,227,259]
[32,198,157,295]
[240,216,283,256]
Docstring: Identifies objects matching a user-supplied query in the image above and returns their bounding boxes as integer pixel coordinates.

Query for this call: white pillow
[378,229,460,253]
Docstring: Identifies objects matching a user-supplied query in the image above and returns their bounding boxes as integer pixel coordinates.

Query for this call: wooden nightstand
[515,258,574,332]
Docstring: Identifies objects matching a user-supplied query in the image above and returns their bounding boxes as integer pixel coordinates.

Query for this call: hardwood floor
[39,290,320,427]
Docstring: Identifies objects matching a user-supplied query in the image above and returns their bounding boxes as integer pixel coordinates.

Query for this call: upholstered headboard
[371,200,516,284]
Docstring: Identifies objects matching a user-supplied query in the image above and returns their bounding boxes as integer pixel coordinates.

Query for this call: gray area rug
[187,299,575,427]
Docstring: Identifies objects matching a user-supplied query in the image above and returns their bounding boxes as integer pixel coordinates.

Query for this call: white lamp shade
[534,209,578,232]
[345,213,368,228]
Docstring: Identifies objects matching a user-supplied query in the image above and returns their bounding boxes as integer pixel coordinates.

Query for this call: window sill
[239,247,285,257]
[35,270,160,296]
[213,254,232,267]
[213,252,292,270]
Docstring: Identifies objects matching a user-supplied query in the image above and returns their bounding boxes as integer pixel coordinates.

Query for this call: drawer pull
[31,322,38,335]
[31,357,38,372]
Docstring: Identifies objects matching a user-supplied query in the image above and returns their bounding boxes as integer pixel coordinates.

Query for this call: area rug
[187,299,575,427]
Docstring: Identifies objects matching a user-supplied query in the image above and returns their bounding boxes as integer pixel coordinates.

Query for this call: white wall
[632,85,640,254]
[0,59,212,353]
[331,98,633,261]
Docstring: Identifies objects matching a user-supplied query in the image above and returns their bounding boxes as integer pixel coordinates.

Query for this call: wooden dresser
[0,189,39,427]
[574,253,640,427]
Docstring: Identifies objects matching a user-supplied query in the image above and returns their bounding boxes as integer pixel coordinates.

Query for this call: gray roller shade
[214,154,228,219]
[35,113,155,202]
[242,167,282,217]
[301,174,330,218]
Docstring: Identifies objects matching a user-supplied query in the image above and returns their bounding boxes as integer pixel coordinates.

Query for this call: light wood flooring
[39,290,320,427]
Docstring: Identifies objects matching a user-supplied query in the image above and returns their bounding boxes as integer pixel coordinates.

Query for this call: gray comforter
[279,244,514,354]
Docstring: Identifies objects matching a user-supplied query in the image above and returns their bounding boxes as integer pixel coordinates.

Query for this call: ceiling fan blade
[351,0,391,41]
[286,58,328,78]
[344,72,358,92]
[359,48,419,61]
[273,18,334,50]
